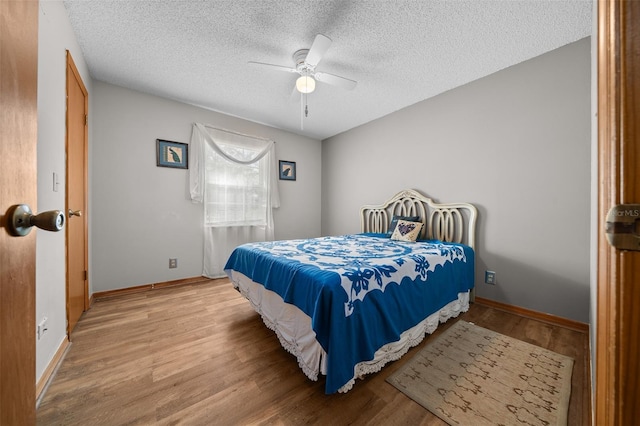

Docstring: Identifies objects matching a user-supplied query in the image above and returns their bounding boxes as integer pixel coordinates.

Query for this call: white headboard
[360,189,478,249]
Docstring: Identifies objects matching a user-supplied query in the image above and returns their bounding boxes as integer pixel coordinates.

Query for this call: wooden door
[66,52,89,335]
[0,0,39,423]
[596,0,640,423]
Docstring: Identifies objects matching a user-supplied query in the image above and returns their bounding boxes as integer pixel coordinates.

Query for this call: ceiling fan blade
[248,61,298,73]
[314,71,357,90]
[305,34,332,67]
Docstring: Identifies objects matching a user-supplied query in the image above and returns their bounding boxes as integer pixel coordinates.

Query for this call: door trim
[596,0,640,423]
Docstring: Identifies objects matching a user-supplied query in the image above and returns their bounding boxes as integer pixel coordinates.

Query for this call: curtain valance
[189,122,280,207]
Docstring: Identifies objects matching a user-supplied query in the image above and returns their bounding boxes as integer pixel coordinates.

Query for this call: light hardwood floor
[36,278,590,425]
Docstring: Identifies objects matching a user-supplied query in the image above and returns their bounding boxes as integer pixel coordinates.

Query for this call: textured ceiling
[63,0,592,140]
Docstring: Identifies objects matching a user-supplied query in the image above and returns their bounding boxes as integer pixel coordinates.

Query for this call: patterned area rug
[387,320,574,425]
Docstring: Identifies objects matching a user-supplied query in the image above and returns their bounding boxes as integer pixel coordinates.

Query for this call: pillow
[390,220,423,242]
[388,215,420,235]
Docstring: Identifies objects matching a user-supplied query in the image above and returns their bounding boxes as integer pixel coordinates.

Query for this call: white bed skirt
[228,270,470,393]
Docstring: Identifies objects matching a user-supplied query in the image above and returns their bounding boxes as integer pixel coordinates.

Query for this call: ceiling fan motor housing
[293,49,313,74]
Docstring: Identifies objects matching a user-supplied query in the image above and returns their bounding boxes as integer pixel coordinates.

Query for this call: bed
[224,189,478,394]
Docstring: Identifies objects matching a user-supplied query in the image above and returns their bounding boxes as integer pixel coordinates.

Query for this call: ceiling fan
[249,34,357,95]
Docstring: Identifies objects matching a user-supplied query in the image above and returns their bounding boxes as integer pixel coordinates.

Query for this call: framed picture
[156,139,188,169]
[279,160,296,181]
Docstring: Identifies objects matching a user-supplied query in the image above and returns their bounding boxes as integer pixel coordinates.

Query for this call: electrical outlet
[37,317,48,340]
[169,258,177,269]
[485,270,496,285]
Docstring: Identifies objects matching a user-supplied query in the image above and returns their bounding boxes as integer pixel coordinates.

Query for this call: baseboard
[474,297,589,333]
[36,336,70,402]
[92,276,217,301]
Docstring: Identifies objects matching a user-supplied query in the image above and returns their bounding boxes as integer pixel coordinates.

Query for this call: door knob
[5,204,65,237]
[68,209,82,217]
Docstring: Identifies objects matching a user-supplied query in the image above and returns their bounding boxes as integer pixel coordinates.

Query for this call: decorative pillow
[390,220,423,242]
[388,215,420,235]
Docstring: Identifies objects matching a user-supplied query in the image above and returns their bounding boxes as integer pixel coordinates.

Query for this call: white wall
[589,0,598,405]
[90,82,322,293]
[36,1,93,382]
[322,38,591,323]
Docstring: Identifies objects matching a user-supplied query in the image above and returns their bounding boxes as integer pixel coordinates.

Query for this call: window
[190,123,278,229]
[204,141,269,227]
[189,122,279,277]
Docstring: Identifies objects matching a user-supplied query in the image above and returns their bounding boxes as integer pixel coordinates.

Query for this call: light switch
[53,172,59,192]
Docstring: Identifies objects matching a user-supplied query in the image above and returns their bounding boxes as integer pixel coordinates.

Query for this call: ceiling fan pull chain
[299,91,310,129]
[304,91,309,117]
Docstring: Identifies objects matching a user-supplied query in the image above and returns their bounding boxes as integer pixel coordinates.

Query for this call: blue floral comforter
[224,233,474,394]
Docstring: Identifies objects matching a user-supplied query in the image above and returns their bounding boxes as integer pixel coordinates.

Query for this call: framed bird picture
[279,160,296,181]
[156,139,188,169]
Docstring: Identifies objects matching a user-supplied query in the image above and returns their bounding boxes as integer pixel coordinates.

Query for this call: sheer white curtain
[190,122,280,278]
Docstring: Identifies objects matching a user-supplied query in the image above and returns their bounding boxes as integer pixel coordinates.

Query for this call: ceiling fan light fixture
[296,75,316,93]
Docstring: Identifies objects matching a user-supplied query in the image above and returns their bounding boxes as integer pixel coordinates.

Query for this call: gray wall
[589,2,598,393]
[322,38,591,323]
[90,82,322,293]
[36,0,93,383]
